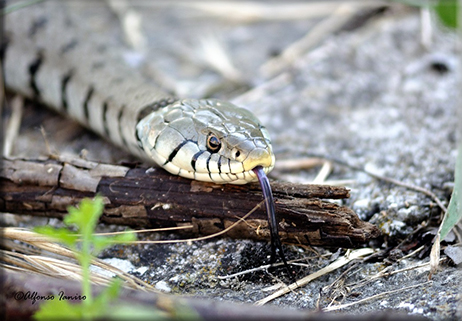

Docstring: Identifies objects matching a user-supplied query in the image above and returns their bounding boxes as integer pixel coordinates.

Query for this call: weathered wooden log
[0,156,380,247]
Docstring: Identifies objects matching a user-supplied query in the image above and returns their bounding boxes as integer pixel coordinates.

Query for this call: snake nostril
[235,150,241,158]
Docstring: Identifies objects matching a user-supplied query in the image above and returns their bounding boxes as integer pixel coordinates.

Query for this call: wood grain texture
[1,156,380,248]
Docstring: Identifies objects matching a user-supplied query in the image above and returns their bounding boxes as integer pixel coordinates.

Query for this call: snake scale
[2,1,290,271]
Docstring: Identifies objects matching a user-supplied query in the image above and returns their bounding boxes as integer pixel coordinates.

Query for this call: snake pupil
[206,134,221,153]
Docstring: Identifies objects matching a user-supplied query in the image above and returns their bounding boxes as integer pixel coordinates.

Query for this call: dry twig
[255,248,374,306]
[323,281,433,312]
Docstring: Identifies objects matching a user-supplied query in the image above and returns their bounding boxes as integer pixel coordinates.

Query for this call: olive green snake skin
[137,99,274,184]
[3,2,275,184]
[2,1,289,272]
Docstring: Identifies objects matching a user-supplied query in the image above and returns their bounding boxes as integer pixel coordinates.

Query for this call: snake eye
[206,133,221,153]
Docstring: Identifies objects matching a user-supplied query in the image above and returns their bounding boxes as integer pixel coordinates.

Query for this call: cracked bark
[0,156,380,247]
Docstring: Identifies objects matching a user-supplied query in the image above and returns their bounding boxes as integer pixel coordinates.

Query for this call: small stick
[255,248,374,306]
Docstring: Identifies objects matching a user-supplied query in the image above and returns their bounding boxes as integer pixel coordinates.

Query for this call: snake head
[136,99,275,184]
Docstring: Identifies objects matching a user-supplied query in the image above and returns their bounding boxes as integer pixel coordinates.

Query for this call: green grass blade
[435,0,459,29]
[439,141,462,240]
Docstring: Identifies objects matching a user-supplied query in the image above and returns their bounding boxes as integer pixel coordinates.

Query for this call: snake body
[2,2,274,184]
[3,2,290,271]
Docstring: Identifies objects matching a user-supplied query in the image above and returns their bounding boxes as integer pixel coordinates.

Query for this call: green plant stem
[81,232,92,319]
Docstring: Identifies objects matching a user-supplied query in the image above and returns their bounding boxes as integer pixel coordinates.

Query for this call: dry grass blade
[93,225,193,236]
[3,227,77,256]
[0,200,262,289]
[273,158,347,185]
[360,166,448,213]
[1,227,157,292]
[217,254,327,280]
[274,157,325,171]
[1,250,111,285]
[187,2,359,22]
[323,281,433,312]
[107,201,264,245]
[3,95,23,157]
[107,0,146,51]
[420,7,433,48]
[261,3,363,78]
[312,161,333,184]
[345,258,444,292]
[322,156,449,213]
[198,34,245,83]
[255,248,374,306]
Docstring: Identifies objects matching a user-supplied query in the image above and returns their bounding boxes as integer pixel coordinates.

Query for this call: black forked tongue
[253,166,292,278]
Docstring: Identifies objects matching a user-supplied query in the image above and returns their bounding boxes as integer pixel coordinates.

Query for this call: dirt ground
[2,2,461,320]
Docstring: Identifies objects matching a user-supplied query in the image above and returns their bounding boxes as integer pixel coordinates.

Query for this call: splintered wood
[0,156,380,248]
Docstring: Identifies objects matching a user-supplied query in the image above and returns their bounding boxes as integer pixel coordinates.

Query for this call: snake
[2,1,290,272]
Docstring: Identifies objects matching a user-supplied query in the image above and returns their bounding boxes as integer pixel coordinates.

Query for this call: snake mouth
[222,148,275,184]
[241,148,274,171]
[173,149,275,184]
[182,164,274,185]
[145,142,275,184]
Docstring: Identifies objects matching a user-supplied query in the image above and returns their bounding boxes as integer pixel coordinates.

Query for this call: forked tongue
[253,166,291,276]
